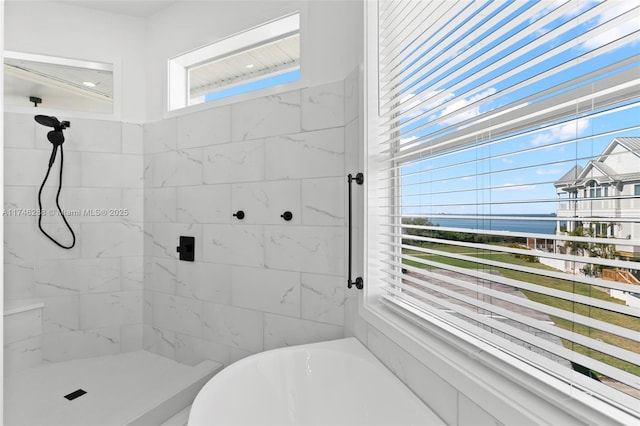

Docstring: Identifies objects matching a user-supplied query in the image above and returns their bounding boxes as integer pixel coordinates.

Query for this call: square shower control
[176,236,195,261]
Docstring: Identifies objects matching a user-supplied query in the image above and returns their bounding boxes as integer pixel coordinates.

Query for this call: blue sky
[396,1,639,216]
[204,69,300,102]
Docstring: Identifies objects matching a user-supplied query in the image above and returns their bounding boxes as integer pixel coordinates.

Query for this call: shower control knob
[281,211,293,221]
[233,210,245,220]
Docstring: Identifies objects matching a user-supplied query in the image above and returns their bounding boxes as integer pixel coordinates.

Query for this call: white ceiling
[60,1,178,18]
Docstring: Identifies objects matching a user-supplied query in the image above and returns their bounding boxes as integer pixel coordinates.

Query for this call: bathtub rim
[188,337,444,426]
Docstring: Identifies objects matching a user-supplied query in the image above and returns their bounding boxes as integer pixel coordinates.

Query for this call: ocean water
[427,215,557,235]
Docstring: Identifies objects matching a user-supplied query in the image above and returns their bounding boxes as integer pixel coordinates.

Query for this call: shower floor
[4,350,221,426]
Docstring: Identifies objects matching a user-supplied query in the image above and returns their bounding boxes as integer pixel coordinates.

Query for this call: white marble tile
[151,222,202,260]
[344,67,360,124]
[80,221,143,258]
[203,139,264,184]
[144,187,177,223]
[121,256,144,291]
[143,325,176,360]
[344,116,360,174]
[343,290,368,343]
[121,323,144,352]
[229,347,254,364]
[4,148,67,186]
[231,91,301,140]
[80,291,142,329]
[4,112,36,148]
[264,127,344,180]
[153,293,203,338]
[29,222,80,261]
[152,148,203,187]
[34,258,121,297]
[301,177,345,226]
[264,225,345,275]
[81,152,142,188]
[147,257,177,295]
[42,327,120,362]
[40,187,122,224]
[122,188,144,223]
[4,307,42,344]
[231,180,301,225]
[201,302,263,353]
[231,266,301,317]
[63,118,122,153]
[175,333,231,367]
[3,266,35,301]
[144,155,154,187]
[3,336,42,375]
[301,273,345,326]
[176,261,232,304]
[301,81,345,131]
[144,118,177,154]
[3,186,36,224]
[5,224,35,267]
[202,224,264,267]
[41,295,80,333]
[122,122,144,154]
[143,289,153,326]
[176,184,231,224]
[177,105,231,148]
[144,224,155,258]
[263,314,343,350]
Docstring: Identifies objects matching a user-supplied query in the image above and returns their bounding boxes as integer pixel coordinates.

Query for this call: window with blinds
[368,0,640,416]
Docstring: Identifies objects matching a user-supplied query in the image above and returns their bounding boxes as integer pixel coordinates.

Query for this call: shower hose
[38,142,76,249]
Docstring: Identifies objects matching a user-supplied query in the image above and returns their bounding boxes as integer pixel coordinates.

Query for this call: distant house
[554,137,640,262]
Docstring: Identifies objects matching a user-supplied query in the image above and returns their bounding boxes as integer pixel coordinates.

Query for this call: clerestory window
[168,12,300,111]
[365,0,640,420]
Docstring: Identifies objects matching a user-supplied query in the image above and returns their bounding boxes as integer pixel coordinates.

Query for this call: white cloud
[582,2,637,51]
[400,90,455,120]
[495,183,537,191]
[536,168,564,175]
[531,118,590,146]
[438,88,497,125]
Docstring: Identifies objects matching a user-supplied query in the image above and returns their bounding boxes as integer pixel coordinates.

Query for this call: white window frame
[167,10,306,114]
[360,2,638,424]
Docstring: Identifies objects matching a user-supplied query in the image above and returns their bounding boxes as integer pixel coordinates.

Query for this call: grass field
[402,244,640,377]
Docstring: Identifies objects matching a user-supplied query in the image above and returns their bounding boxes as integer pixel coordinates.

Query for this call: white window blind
[369,0,640,416]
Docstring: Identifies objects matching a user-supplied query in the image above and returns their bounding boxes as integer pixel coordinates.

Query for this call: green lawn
[402,244,640,377]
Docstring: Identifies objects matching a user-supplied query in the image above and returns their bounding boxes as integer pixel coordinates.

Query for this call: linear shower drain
[64,389,87,401]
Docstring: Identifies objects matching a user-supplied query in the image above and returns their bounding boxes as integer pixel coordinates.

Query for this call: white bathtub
[188,337,444,425]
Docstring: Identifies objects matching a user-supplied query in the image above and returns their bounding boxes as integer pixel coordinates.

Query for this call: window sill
[359,294,637,425]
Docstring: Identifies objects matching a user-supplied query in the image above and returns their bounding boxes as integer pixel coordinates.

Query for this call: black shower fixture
[35,114,70,147]
[34,114,76,249]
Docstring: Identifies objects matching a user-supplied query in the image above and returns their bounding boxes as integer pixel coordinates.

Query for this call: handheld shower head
[34,115,70,146]
[35,115,61,128]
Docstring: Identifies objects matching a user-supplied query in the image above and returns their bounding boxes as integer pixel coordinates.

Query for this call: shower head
[34,115,70,146]
[35,115,61,128]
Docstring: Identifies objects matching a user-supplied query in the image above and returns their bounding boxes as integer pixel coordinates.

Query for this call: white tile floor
[4,351,220,426]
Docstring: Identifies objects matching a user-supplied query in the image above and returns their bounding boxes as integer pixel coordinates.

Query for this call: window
[168,13,300,110]
[366,0,639,419]
[635,184,640,196]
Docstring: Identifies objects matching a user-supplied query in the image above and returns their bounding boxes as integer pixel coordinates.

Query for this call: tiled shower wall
[3,113,144,367]
[143,74,359,365]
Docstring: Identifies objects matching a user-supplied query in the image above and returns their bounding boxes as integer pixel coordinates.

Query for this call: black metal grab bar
[347,172,364,290]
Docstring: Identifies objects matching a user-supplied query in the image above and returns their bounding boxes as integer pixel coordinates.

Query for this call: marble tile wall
[143,78,356,366]
[3,113,144,365]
